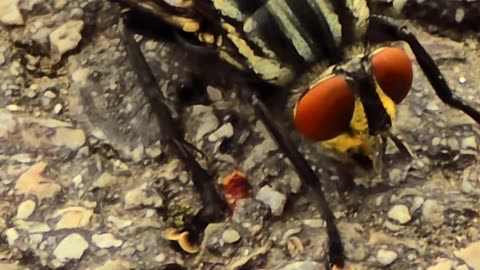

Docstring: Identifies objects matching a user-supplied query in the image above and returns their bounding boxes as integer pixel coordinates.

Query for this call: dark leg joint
[120,16,226,236]
[250,95,345,269]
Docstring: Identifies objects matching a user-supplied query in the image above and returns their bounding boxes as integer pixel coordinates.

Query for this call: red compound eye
[371,47,413,104]
[294,76,355,141]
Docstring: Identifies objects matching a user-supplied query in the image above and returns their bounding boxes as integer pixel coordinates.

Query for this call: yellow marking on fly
[213,0,246,21]
[243,19,279,59]
[198,33,216,44]
[221,22,293,85]
[218,50,246,70]
[216,35,223,47]
[320,97,372,154]
[320,82,397,158]
[137,1,200,32]
[376,84,396,122]
[182,21,200,32]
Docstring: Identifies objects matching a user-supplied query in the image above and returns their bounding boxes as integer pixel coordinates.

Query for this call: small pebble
[376,249,398,265]
[16,200,36,219]
[53,233,89,266]
[388,204,411,224]
[92,233,123,249]
[255,185,287,216]
[278,261,323,270]
[53,103,63,114]
[222,229,241,244]
[422,200,445,226]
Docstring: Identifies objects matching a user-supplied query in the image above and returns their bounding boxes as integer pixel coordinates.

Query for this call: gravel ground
[0,1,479,270]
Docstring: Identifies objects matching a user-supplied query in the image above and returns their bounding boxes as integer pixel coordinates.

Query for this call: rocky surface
[0,1,479,270]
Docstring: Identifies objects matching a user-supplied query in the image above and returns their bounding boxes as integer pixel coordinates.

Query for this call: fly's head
[293,46,413,169]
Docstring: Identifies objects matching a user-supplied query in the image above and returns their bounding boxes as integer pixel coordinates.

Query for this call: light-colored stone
[255,185,286,216]
[376,249,398,265]
[49,20,84,58]
[15,162,61,200]
[0,0,24,25]
[387,204,411,224]
[303,219,324,228]
[53,103,63,114]
[454,242,480,270]
[124,183,163,210]
[52,128,86,149]
[208,123,234,142]
[278,261,324,270]
[422,199,445,226]
[5,228,18,246]
[14,220,51,233]
[107,216,132,230]
[191,105,219,142]
[0,263,29,270]
[71,67,91,85]
[427,259,453,270]
[154,253,166,262]
[92,233,123,248]
[53,233,89,263]
[29,233,43,249]
[0,109,16,138]
[222,229,241,244]
[72,174,83,188]
[16,200,36,219]
[88,259,130,270]
[92,172,116,189]
[51,206,93,230]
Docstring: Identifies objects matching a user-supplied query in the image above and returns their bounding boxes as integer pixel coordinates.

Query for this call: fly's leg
[368,15,480,124]
[120,16,226,237]
[247,93,345,269]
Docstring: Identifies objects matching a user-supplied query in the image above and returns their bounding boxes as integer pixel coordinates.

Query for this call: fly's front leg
[120,15,226,237]
[246,93,346,269]
[368,15,480,124]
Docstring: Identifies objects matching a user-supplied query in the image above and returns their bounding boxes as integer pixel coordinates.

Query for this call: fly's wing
[71,0,264,162]
[69,2,219,162]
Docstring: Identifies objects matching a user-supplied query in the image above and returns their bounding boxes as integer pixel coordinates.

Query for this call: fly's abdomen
[213,0,370,86]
